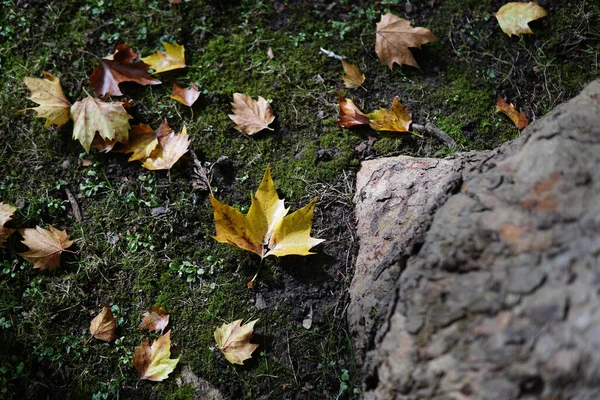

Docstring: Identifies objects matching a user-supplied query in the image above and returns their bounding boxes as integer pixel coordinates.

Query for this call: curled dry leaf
[120,121,173,162]
[70,96,132,153]
[229,93,275,135]
[90,44,161,97]
[214,319,259,365]
[0,203,16,248]
[23,72,71,127]
[89,302,117,342]
[18,226,74,271]
[336,91,369,127]
[211,165,324,259]
[141,42,186,74]
[142,125,190,170]
[375,13,437,69]
[494,2,548,37]
[133,330,180,381]
[496,94,529,130]
[169,83,200,107]
[341,60,365,89]
[139,305,170,333]
[366,97,412,132]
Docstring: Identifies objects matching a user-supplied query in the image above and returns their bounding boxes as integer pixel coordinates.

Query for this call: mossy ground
[0,0,598,398]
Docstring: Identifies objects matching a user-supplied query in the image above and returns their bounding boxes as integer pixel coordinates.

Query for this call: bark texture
[349,80,600,399]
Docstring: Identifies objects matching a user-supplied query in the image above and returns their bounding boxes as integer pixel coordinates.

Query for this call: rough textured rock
[349,80,600,399]
[176,366,224,400]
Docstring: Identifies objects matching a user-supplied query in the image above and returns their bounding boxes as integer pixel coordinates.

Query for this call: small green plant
[169,260,205,282]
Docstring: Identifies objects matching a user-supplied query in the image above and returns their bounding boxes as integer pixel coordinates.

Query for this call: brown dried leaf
[496,94,529,130]
[139,305,170,333]
[214,319,259,365]
[0,203,16,248]
[18,226,74,271]
[90,135,118,153]
[341,60,365,89]
[375,13,437,69]
[494,2,548,37]
[169,83,200,107]
[229,93,275,135]
[365,97,412,132]
[89,302,117,342]
[336,91,370,128]
[142,125,190,170]
[90,45,161,97]
[133,331,180,381]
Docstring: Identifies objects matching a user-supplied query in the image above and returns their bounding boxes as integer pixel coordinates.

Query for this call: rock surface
[349,80,600,399]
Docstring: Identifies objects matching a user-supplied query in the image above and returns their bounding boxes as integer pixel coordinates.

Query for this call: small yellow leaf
[365,97,412,132]
[139,305,170,333]
[494,2,548,37]
[18,226,74,271]
[214,319,259,365]
[142,125,190,170]
[89,302,117,342]
[0,203,16,248]
[169,83,200,107]
[133,331,180,381]
[141,42,186,74]
[341,60,365,89]
[229,93,275,135]
[120,121,173,162]
[24,72,71,127]
[496,94,529,130]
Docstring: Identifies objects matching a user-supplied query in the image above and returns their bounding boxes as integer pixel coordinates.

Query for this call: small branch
[412,123,457,149]
[65,188,83,222]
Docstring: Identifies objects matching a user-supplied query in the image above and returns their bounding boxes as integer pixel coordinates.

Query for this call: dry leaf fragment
[141,42,186,74]
[0,203,16,248]
[337,91,370,128]
[169,83,200,107]
[23,72,71,127]
[119,121,173,162]
[496,94,529,130]
[366,97,412,132]
[70,96,132,153]
[133,331,180,381]
[142,125,190,170]
[494,2,548,37]
[375,13,437,69]
[267,47,274,60]
[229,93,275,135]
[89,302,117,342]
[139,305,170,333]
[341,60,365,89]
[18,226,74,271]
[91,135,118,153]
[214,319,259,365]
[90,44,161,97]
[211,165,324,259]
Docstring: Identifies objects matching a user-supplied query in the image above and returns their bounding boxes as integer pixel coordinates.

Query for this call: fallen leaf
[302,305,313,330]
[494,2,548,37]
[133,331,180,381]
[18,226,74,271]
[214,319,259,365]
[142,125,190,170]
[496,94,529,130]
[211,165,324,259]
[0,203,16,248]
[139,305,170,333]
[267,47,274,60]
[337,91,370,127]
[70,96,132,153]
[90,44,161,97]
[141,42,186,74]
[341,60,365,89]
[91,135,118,153]
[23,72,71,127]
[366,97,412,132]
[169,83,200,107]
[229,93,275,135]
[375,13,437,69]
[120,121,173,162]
[89,302,117,342]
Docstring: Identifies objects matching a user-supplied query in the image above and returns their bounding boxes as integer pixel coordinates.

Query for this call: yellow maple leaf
[89,302,117,342]
[18,226,75,271]
[141,42,186,74]
[133,330,180,381]
[365,97,412,132]
[142,125,190,170]
[70,96,132,153]
[120,121,173,162]
[494,2,548,37]
[214,319,259,365]
[0,203,16,248]
[210,165,324,259]
[23,72,71,127]
[341,60,365,89]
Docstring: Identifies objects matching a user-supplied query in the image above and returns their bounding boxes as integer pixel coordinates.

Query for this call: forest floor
[0,0,598,399]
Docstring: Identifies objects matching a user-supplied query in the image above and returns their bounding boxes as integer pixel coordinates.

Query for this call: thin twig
[412,123,457,149]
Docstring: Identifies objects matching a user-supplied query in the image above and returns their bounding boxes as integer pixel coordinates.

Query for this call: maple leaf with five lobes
[141,42,186,74]
[229,93,275,135]
[139,305,170,333]
[0,203,16,248]
[70,96,132,153]
[494,2,548,37]
[23,72,71,127]
[366,97,412,132]
[89,302,117,342]
[133,330,180,381]
[375,13,437,69]
[214,319,259,365]
[341,60,365,89]
[18,226,75,271]
[142,125,190,170]
[496,94,529,130]
[211,165,324,259]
